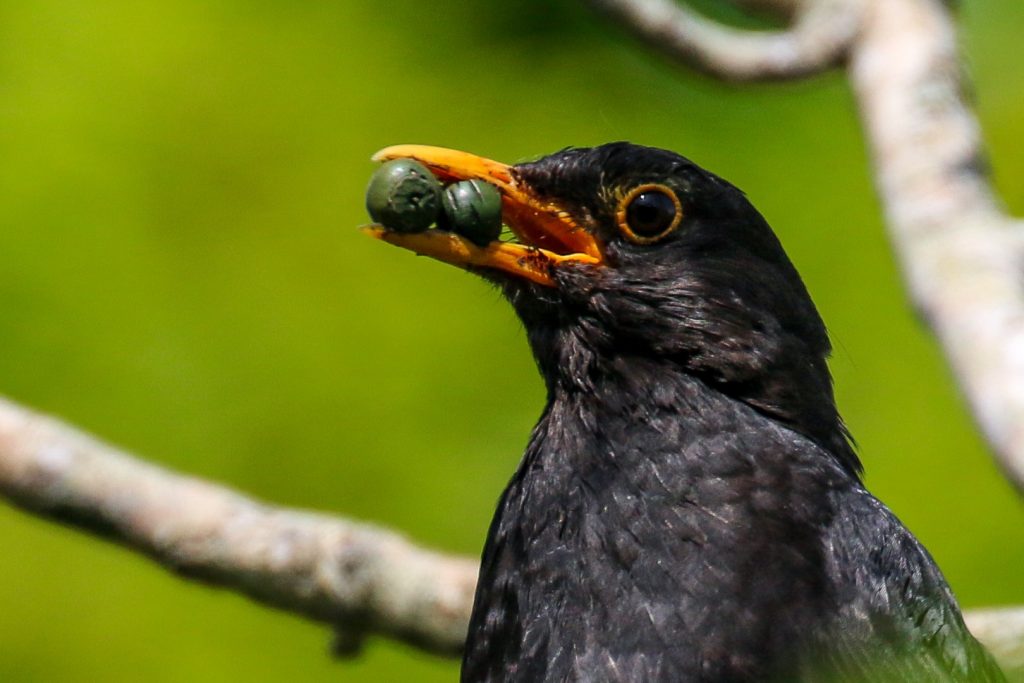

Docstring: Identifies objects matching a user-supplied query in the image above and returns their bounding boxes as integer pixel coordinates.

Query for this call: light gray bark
[0,397,476,656]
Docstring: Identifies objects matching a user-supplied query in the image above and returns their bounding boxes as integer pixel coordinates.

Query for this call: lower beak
[363,145,602,287]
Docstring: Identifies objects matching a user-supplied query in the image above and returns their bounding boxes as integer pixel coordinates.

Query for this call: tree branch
[965,608,1024,673]
[0,395,1021,666]
[0,396,477,657]
[585,0,864,82]
[848,0,1024,492]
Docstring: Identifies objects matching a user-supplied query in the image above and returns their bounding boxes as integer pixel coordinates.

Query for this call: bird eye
[616,184,683,244]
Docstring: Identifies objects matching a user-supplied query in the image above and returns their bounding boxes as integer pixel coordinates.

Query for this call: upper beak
[363,145,602,287]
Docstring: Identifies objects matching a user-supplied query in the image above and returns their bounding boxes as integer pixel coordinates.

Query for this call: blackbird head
[369,142,859,475]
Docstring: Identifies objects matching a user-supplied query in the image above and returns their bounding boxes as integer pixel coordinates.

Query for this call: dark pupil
[626,190,676,237]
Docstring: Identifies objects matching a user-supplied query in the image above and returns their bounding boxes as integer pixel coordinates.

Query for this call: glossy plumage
[459,143,1003,682]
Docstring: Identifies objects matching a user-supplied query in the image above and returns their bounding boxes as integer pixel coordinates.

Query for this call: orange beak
[363,145,603,287]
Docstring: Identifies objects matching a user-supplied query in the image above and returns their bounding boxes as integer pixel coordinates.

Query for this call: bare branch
[848,0,1024,491]
[585,0,865,82]
[965,608,1024,673]
[0,395,1021,667]
[0,396,477,657]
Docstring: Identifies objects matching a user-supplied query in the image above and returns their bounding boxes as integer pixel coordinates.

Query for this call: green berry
[440,179,503,246]
[365,159,442,233]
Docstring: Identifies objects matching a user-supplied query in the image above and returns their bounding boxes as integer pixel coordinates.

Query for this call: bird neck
[524,319,860,477]
[527,355,849,504]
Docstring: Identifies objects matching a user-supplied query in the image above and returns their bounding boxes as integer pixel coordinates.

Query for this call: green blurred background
[1,1,1022,680]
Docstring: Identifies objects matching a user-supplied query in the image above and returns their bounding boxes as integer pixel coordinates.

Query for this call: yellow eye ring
[615,184,683,244]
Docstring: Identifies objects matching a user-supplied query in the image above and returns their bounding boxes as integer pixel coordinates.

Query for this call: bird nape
[367,142,1004,682]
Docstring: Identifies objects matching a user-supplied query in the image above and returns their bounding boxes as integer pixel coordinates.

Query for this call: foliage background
[0,1,1022,680]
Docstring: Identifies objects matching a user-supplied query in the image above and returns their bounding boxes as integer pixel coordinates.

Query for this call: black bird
[367,143,1004,682]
